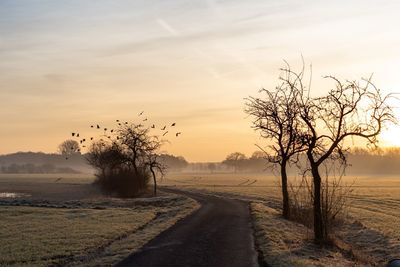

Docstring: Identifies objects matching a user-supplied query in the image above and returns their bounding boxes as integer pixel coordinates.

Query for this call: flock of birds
[66,111,181,159]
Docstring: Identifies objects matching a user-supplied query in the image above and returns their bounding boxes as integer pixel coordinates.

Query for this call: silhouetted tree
[207,163,217,173]
[86,123,166,197]
[245,70,306,219]
[158,154,188,171]
[250,151,266,160]
[145,153,166,196]
[284,64,397,243]
[58,140,80,156]
[222,152,246,172]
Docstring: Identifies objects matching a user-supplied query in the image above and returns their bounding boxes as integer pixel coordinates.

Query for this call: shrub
[287,175,353,240]
[94,167,151,198]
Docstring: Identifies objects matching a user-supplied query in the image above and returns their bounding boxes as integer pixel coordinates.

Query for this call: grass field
[0,206,155,267]
[0,174,199,267]
[162,172,400,265]
[1,172,398,266]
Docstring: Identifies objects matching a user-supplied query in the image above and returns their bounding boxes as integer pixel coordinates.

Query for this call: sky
[1,0,400,161]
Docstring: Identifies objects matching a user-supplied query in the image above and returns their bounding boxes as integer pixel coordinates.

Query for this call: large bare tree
[293,71,397,242]
[245,67,307,219]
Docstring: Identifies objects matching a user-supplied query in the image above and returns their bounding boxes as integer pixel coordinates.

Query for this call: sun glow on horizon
[1,1,400,161]
[379,124,400,147]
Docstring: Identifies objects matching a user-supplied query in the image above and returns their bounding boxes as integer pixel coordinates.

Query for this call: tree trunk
[281,161,290,219]
[311,164,325,243]
[150,168,157,196]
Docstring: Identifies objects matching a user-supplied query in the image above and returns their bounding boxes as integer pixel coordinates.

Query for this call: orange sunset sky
[1,0,400,161]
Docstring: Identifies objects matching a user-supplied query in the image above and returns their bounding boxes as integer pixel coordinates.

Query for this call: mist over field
[2,148,400,175]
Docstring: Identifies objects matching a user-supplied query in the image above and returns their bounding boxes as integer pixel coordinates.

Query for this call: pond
[0,192,30,198]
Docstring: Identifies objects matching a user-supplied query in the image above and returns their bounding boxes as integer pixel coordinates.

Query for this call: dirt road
[117,188,259,267]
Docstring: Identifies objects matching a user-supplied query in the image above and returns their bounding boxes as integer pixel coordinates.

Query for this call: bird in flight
[139,111,144,116]
[161,126,166,130]
[163,131,168,136]
[171,123,176,127]
[176,132,182,137]
[143,118,148,121]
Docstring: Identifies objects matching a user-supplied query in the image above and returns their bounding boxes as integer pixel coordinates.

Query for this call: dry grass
[163,172,400,264]
[0,174,199,267]
[0,206,155,267]
[251,202,360,267]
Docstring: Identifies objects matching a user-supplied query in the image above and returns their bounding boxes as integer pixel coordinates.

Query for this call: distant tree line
[0,163,79,174]
[0,151,189,175]
[221,148,400,175]
[159,154,189,171]
[221,151,269,172]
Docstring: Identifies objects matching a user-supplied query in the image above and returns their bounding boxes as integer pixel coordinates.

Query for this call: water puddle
[0,192,30,198]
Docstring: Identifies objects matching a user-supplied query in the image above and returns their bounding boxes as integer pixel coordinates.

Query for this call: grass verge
[0,195,199,267]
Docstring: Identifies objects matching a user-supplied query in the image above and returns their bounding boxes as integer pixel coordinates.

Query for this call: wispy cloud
[156,18,180,36]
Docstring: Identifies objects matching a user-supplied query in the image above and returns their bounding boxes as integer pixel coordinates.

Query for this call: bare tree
[286,67,397,242]
[222,152,246,172]
[207,163,217,173]
[58,139,80,156]
[117,123,165,190]
[86,140,125,177]
[86,123,167,197]
[245,71,306,219]
[145,153,166,196]
[250,151,266,160]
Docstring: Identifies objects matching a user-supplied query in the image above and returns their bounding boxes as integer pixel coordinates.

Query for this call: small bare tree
[145,153,166,196]
[86,140,125,177]
[116,124,165,190]
[222,152,246,173]
[245,68,306,219]
[58,139,80,156]
[86,123,167,197]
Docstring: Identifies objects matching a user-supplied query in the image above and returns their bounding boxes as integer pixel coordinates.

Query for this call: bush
[288,175,353,240]
[94,167,151,198]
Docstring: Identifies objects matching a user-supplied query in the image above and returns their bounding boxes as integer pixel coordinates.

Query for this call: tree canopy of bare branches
[86,123,167,197]
[58,139,80,156]
[222,152,247,172]
[280,63,397,243]
[245,68,307,219]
